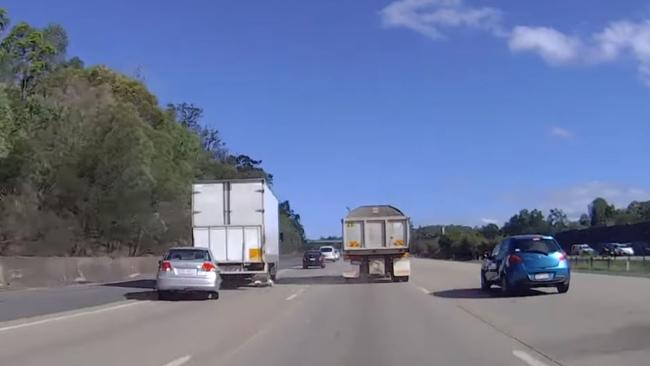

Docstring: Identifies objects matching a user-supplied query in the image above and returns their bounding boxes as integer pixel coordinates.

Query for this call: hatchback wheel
[209,291,219,300]
[556,282,570,294]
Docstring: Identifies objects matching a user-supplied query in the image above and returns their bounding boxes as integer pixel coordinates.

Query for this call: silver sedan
[156,247,221,300]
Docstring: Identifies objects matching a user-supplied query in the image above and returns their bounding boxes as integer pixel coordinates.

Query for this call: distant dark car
[303,250,325,269]
[599,243,616,256]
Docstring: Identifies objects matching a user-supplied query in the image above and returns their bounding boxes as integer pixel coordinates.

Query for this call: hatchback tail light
[508,254,523,265]
[558,252,567,261]
[160,260,172,272]
[201,262,216,272]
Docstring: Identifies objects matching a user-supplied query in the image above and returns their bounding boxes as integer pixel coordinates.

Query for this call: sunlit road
[1,258,649,366]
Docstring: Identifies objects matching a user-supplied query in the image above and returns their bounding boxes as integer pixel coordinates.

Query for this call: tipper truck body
[342,205,410,282]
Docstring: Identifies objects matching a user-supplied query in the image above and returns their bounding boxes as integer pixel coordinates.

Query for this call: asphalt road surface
[1,258,649,366]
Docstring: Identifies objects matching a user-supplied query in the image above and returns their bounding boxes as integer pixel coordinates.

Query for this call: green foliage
[411,224,500,260]
[0,9,296,256]
[0,9,9,33]
[589,197,616,227]
[1,22,56,98]
[0,88,12,158]
[279,200,306,253]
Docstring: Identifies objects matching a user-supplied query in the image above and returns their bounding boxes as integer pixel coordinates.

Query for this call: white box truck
[342,205,410,282]
[192,179,279,284]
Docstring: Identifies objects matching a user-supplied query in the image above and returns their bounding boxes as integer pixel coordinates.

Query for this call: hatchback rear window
[320,247,333,252]
[166,249,210,261]
[513,238,561,254]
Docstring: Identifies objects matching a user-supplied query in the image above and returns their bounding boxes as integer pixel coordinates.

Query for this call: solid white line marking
[0,301,146,333]
[419,287,429,294]
[128,273,141,278]
[162,355,191,366]
[512,350,549,366]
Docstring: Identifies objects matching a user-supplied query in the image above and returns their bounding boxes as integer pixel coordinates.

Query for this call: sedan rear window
[166,249,210,261]
[320,247,333,252]
[513,238,561,254]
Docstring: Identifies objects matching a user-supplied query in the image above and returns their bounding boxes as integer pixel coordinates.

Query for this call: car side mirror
[482,253,492,260]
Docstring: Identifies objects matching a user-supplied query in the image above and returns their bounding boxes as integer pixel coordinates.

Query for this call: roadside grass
[570,257,650,278]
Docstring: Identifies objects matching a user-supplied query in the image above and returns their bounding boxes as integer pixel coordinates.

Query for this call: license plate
[220,265,241,272]
[309,258,315,261]
[177,268,196,276]
[534,273,551,280]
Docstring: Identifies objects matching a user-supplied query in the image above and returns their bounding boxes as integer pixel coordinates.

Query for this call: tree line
[412,197,650,259]
[0,9,305,256]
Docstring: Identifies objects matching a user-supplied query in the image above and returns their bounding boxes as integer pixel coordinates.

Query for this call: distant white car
[613,243,634,256]
[571,244,595,256]
[319,246,339,261]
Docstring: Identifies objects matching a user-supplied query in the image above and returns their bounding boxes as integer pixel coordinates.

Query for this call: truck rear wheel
[269,264,277,281]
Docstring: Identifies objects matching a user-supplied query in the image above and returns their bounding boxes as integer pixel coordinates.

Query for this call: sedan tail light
[508,254,523,265]
[160,260,172,272]
[201,262,216,272]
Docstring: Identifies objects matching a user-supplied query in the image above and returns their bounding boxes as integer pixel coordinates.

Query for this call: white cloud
[509,20,650,85]
[480,217,499,224]
[380,0,504,40]
[542,182,650,216]
[381,1,650,86]
[509,26,582,65]
[549,126,572,139]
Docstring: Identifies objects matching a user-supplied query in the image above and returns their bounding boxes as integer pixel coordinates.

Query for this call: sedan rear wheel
[480,272,491,291]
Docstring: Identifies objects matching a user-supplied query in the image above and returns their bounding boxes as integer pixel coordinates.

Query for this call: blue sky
[5,0,650,237]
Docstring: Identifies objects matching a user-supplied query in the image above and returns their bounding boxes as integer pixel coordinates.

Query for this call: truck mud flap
[392,258,411,278]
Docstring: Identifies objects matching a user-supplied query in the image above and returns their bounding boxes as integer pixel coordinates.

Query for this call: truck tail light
[201,262,216,272]
[160,260,172,272]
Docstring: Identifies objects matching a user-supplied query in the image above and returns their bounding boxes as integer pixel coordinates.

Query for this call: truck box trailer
[192,179,279,284]
[342,205,410,282]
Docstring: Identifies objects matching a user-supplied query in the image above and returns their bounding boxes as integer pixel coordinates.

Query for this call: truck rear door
[229,182,264,262]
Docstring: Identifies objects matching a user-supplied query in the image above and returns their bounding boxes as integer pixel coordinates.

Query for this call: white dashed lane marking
[512,350,549,366]
[162,355,191,366]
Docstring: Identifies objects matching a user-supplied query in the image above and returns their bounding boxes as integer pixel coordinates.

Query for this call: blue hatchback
[481,235,570,295]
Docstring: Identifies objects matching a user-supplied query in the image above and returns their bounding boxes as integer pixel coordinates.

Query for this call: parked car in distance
[303,250,326,269]
[319,246,339,261]
[571,244,595,256]
[481,235,570,295]
[612,243,634,256]
[599,243,616,256]
[156,247,221,300]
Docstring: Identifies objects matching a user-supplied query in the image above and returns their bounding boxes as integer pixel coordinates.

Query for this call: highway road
[1,258,649,366]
